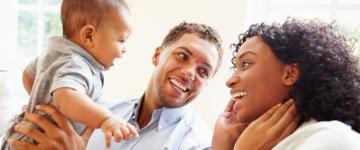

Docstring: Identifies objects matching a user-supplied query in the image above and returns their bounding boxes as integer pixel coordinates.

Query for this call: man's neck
[137,91,160,129]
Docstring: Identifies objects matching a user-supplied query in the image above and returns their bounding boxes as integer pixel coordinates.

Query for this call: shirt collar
[47,36,106,72]
[157,105,190,131]
[131,94,190,131]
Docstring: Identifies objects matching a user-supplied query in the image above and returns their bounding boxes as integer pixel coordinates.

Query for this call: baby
[1,0,137,149]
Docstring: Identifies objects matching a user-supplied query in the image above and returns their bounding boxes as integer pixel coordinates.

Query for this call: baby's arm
[52,88,138,147]
[100,116,138,148]
[23,69,34,95]
[52,88,112,128]
[23,58,38,95]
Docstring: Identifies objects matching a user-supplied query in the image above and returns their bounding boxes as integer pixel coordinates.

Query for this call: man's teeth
[232,91,247,99]
[170,79,187,92]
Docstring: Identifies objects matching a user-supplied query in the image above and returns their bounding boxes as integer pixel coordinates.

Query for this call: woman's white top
[274,119,360,150]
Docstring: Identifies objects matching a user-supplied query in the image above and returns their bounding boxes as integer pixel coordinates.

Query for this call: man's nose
[181,66,195,81]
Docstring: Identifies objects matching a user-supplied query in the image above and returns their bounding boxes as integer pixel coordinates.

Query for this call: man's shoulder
[179,110,212,150]
[182,110,211,131]
[103,98,139,114]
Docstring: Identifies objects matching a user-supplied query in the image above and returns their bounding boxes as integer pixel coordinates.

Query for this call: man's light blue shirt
[86,96,212,150]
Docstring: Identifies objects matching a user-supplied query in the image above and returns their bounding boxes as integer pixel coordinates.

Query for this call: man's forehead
[164,33,219,68]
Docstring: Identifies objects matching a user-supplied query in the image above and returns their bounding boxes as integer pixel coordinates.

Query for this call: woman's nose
[226,73,240,88]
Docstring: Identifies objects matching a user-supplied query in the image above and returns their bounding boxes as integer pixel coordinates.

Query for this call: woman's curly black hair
[232,18,360,132]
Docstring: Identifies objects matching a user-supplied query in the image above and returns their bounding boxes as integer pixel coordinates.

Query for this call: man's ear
[152,47,162,66]
[282,63,300,86]
[79,25,96,48]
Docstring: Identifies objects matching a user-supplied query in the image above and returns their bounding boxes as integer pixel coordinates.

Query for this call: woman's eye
[242,61,253,70]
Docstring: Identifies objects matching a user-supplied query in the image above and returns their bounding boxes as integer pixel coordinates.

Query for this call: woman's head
[229,18,360,132]
[226,36,299,123]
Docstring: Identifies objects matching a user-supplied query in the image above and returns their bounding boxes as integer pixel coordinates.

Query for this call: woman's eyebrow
[237,51,257,60]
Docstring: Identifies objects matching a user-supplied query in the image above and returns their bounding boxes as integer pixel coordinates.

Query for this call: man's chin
[162,98,186,108]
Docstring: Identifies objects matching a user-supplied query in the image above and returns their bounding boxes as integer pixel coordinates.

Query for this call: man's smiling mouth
[170,78,189,92]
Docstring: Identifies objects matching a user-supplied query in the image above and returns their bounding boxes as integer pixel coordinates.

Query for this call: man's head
[148,22,223,108]
[61,0,133,70]
[161,22,223,74]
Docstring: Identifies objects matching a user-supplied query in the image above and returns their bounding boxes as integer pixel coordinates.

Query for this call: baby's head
[61,0,133,70]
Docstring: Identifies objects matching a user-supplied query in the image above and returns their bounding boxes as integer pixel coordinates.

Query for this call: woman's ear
[79,25,96,48]
[152,47,162,66]
[283,63,300,86]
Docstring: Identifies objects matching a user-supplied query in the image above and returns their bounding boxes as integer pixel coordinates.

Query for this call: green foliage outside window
[44,0,61,6]
[44,12,62,49]
[18,0,38,5]
[17,11,37,57]
[17,0,62,57]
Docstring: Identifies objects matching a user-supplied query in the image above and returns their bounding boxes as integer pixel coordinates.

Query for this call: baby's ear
[282,63,299,86]
[152,47,162,66]
[80,25,96,48]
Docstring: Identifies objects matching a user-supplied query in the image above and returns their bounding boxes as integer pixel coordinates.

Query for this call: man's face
[151,33,219,108]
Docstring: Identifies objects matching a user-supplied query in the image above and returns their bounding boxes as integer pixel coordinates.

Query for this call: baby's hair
[61,0,129,38]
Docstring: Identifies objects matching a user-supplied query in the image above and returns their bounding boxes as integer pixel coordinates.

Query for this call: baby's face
[92,9,133,70]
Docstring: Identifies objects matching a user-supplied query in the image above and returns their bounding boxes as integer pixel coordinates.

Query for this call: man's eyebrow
[178,46,193,56]
[178,46,213,71]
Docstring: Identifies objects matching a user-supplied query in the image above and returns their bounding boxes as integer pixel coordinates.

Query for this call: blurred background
[0,0,359,135]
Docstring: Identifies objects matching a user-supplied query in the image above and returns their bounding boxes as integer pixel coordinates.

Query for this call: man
[9,22,223,150]
[86,22,223,149]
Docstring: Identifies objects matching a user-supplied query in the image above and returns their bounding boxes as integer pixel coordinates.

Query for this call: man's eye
[178,53,187,60]
[198,68,209,78]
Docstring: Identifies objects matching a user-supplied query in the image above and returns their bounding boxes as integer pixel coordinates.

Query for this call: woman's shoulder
[273,119,360,150]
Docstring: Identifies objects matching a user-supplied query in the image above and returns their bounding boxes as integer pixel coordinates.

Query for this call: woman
[221,18,360,149]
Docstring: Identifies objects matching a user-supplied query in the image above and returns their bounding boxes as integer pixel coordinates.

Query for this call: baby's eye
[118,39,126,43]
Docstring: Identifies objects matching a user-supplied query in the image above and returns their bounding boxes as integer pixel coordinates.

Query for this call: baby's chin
[104,63,114,70]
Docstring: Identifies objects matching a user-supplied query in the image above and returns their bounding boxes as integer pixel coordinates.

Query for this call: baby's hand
[100,117,139,148]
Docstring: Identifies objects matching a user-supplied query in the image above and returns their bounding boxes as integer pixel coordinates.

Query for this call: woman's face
[226,36,295,123]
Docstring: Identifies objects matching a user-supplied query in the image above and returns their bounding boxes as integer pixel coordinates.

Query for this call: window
[244,0,360,57]
[17,0,62,58]
[0,0,62,98]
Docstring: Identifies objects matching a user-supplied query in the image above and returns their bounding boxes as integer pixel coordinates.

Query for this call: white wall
[102,0,248,128]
